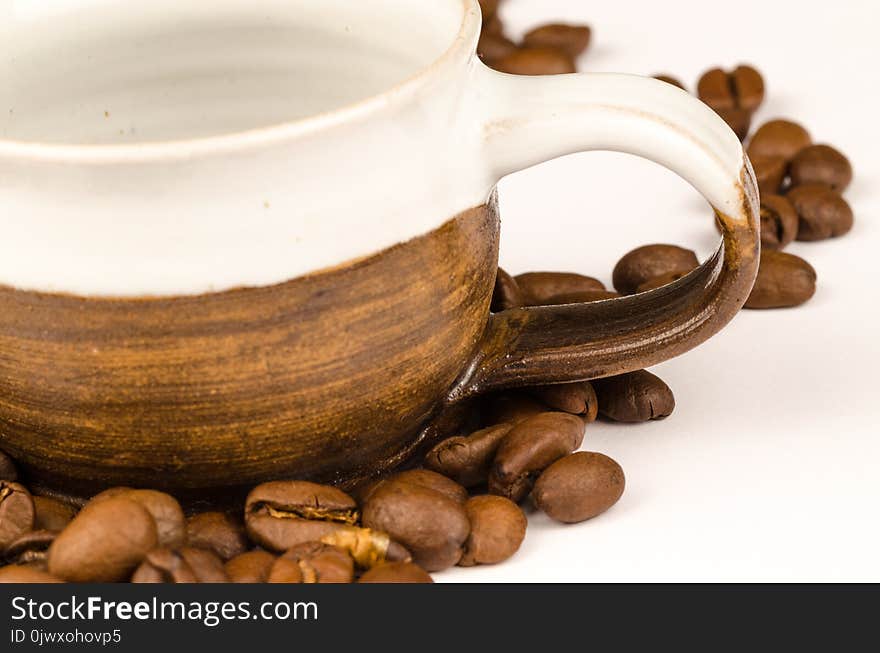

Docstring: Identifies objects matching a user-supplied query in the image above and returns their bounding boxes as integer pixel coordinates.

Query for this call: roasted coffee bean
[386,469,468,505]
[715,107,752,141]
[93,488,185,549]
[653,75,686,90]
[522,23,591,58]
[362,481,470,572]
[789,144,853,192]
[612,244,699,295]
[514,271,605,304]
[787,184,854,241]
[131,548,199,583]
[178,547,229,582]
[269,542,354,584]
[697,64,764,113]
[0,451,16,481]
[533,452,625,523]
[358,561,433,583]
[491,47,576,76]
[750,154,787,196]
[265,557,302,583]
[542,289,621,304]
[489,412,586,502]
[527,382,598,422]
[3,530,56,568]
[0,482,34,550]
[635,270,691,293]
[744,250,816,309]
[478,0,500,21]
[32,496,77,532]
[424,423,514,487]
[484,392,550,425]
[492,268,526,311]
[0,564,63,583]
[482,13,504,36]
[187,511,249,561]
[458,495,526,566]
[225,550,276,583]
[592,370,675,422]
[48,496,158,582]
[760,194,800,250]
[748,119,812,162]
[478,31,517,65]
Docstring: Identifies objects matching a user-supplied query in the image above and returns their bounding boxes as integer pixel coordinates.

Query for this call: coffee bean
[48,496,158,582]
[787,184,854,241]
[265,556,302,583]
[3,530,56,568]
[748,119,812,162]
[424,423,515,487]
[541,289,622,304]
[131,548,199,583]
[653,74,686,90]
[386,469,468,505]
[269,542,354,584]
[715,107,752,141]
[488,412,586,502]
[790,144,853,192]
[478,32,517,65]
[245,480,358,552]
[522,23,591,58]
[744,250,817,309]
[491,47,576,76]
[478,0,500,22]
[0,564,63,583]
[484,392,550,425]
[225,550,276,583]
[527,382,598,422]
[514,272,605,305]
[362,481,470,571]
[0,451,17,481]
[492,268,526,311]
[482,13,504,36]
[0,482,34,550]
[178,547,229,582]
[533,452,625,523]
[760,194,800,250]
[612,244,699,295]
[358,561,433,583]
[93,488,186,549]
[187,511,249,561]
[32,496,77,532]
[635,270,691,293]
[458,495,526,566]
[697,64,764,113]
[750,154,787,196]
[592,370,675,422]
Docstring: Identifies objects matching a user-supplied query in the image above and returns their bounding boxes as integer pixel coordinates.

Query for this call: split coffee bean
[533,452,625,523]
[362,481,470,572]
[592,370,675,422]
[3,530,56,568]
[0,565,63,583]
[787,185,854,241]
[358,561,433,583]
[789,144,853,192]
[92,488,186,549]
[48,496,158,582]
[492,268,526,311]
[653,74,686,90]
[527,382,598,422]
[0,451,17,481]
[458,495,527,566]
[225,550,276,583]
[424,423,515,487]
[514,271,605,305]
[748,119,812,162]
[697,64,764,114]
[491,47,576,76]
[612,244,699,295]
[760,194,800,250]
[488,412,586,502]
[268,542,354,584]
[521,23,591,58]
[744,250,817,309]
[0,482,34,550]
[750,154,787,196]
[187,511,249,561]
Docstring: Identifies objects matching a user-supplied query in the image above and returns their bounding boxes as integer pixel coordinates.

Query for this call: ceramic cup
[0,0,759,495]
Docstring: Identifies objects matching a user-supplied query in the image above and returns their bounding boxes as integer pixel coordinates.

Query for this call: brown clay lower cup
[0,0,759,497]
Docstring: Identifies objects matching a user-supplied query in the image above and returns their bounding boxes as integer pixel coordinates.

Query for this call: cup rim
[0,0,480,164]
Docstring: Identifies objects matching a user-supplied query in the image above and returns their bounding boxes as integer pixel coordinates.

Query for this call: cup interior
[0,0,465,145]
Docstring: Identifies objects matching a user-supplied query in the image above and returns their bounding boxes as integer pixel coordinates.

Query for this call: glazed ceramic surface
[0,0,759,494]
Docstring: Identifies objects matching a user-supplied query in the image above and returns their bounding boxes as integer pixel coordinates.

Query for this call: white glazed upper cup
[0,0,755,297]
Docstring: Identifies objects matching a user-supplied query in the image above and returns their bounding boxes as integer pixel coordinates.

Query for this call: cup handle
[449,66,760,401]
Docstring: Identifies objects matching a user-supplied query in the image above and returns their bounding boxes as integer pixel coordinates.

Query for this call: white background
[441,0,880,582]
